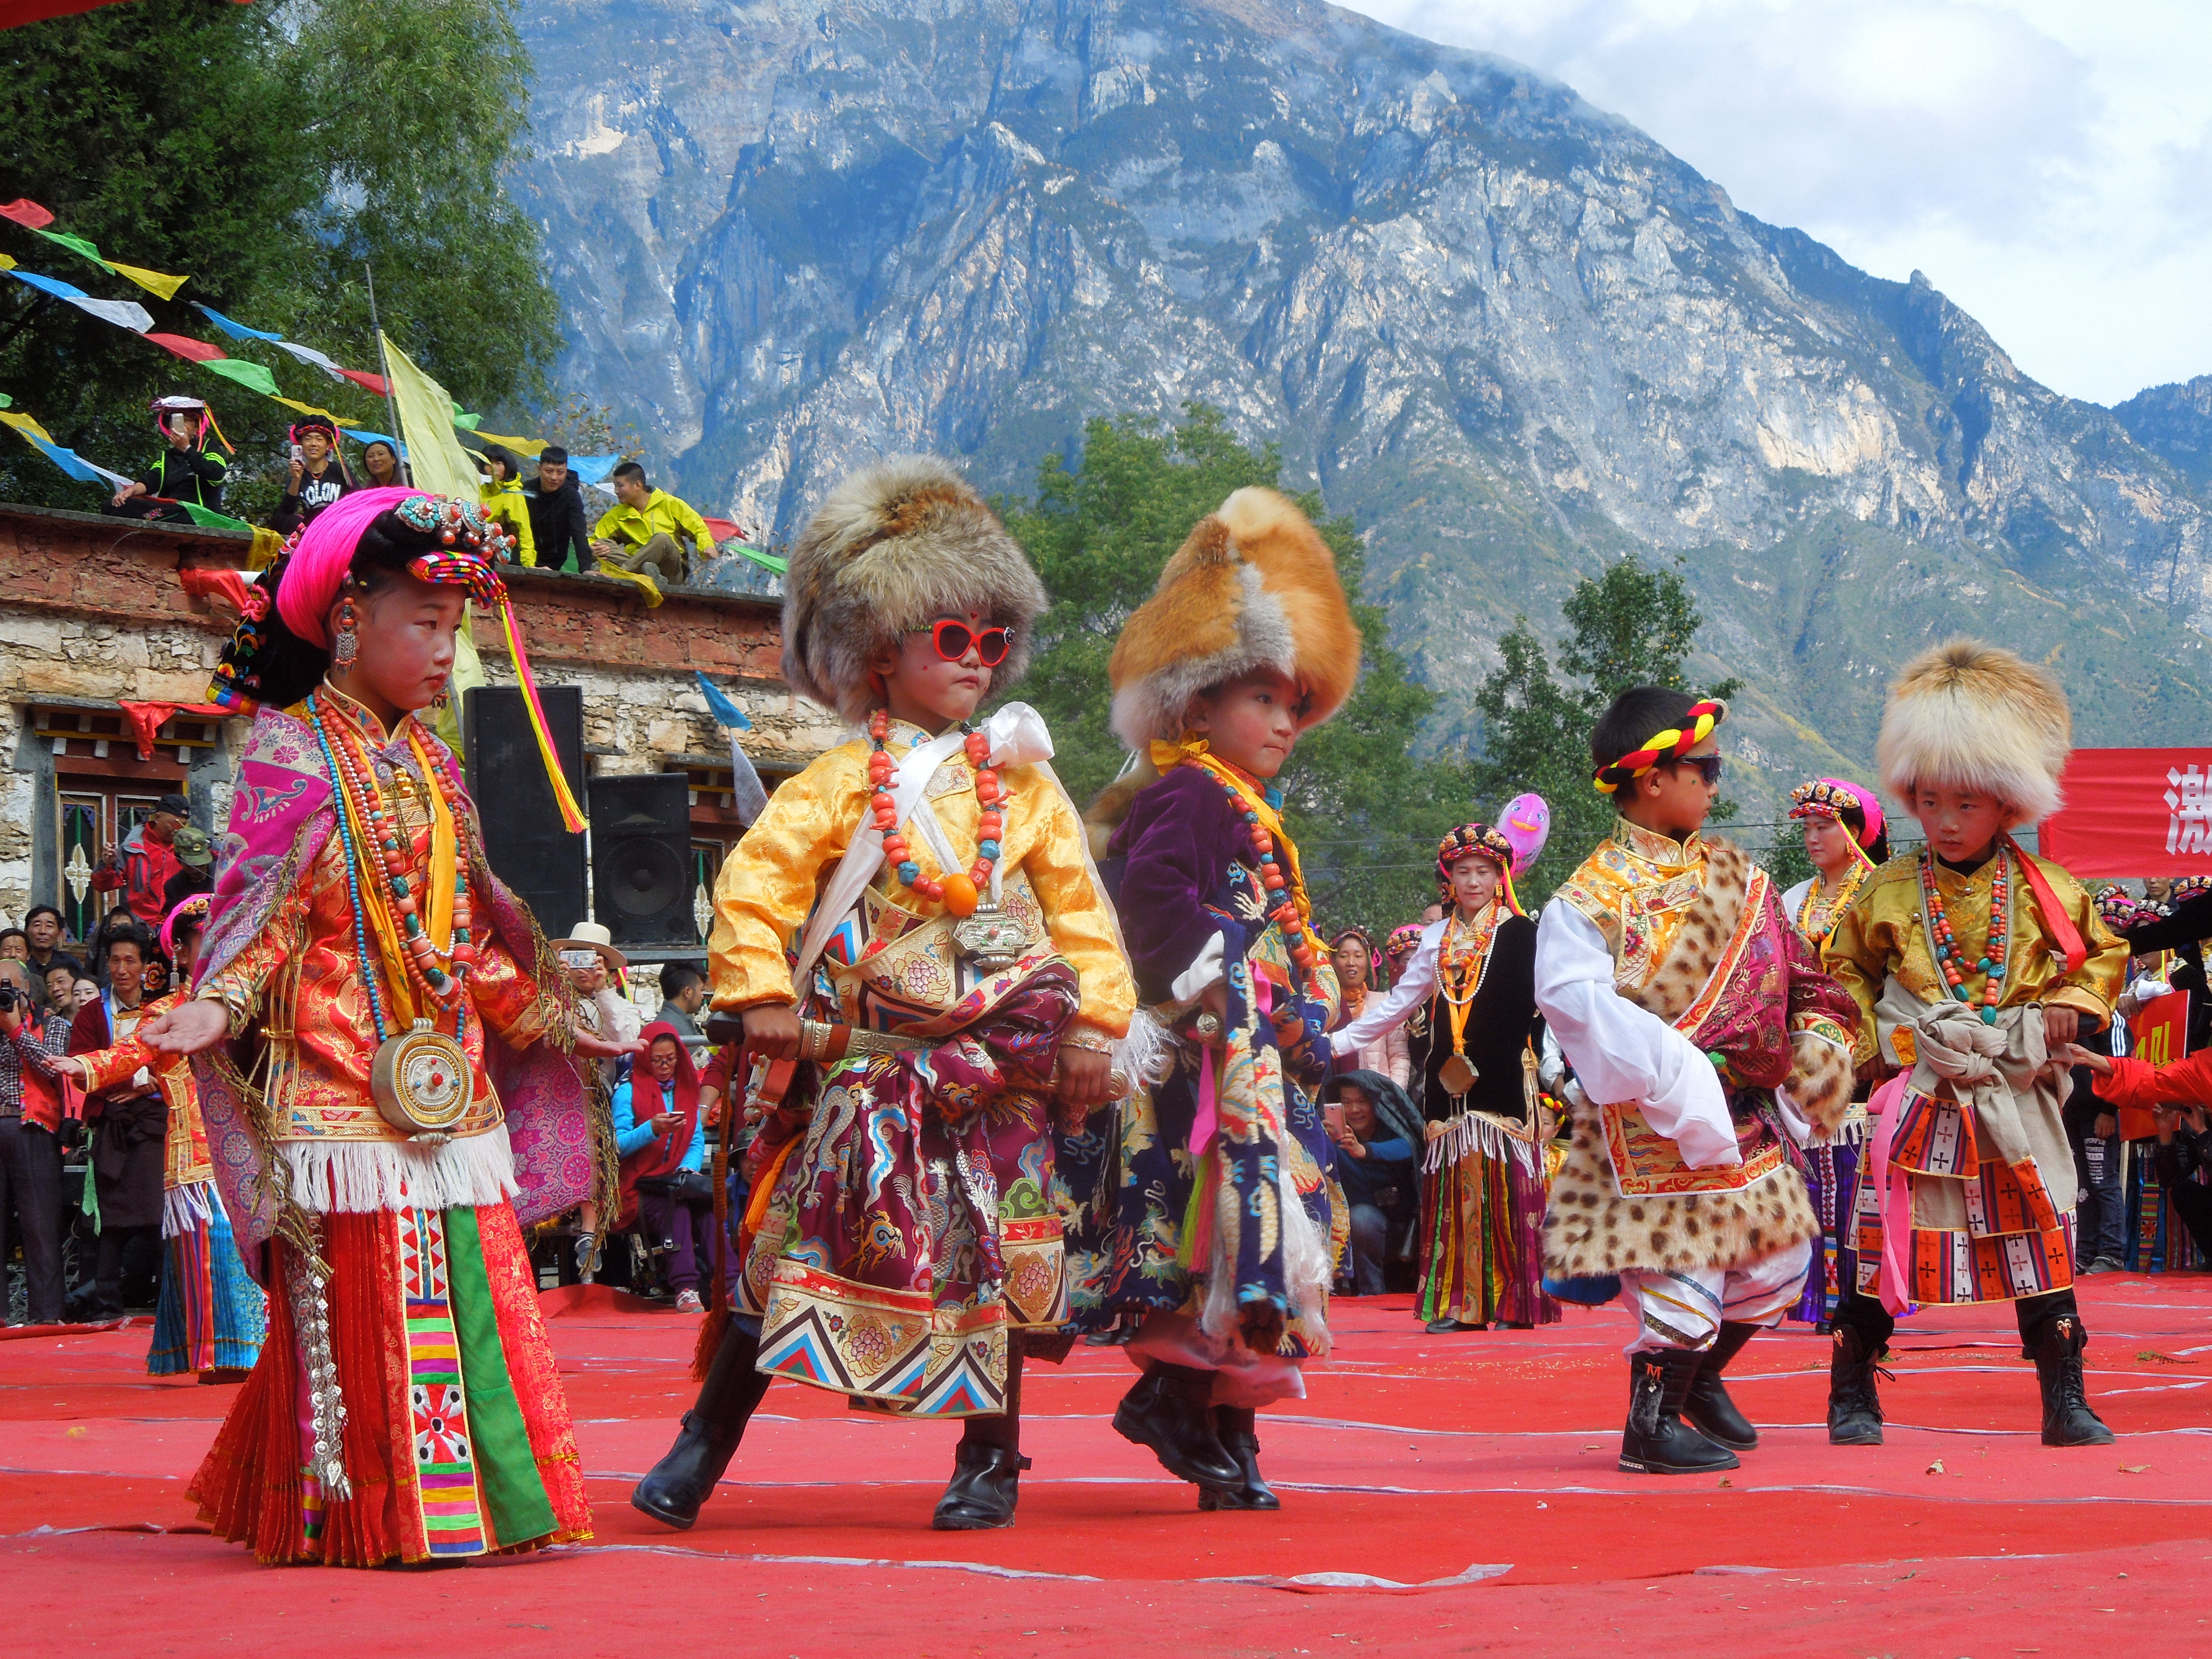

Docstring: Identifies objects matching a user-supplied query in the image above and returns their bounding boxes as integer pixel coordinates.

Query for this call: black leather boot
[630,1321,773,1529]
[1618,1349,1740,1475]
[1112,1363,1242,1488]
[1826,1325,1887,1446]
[1680,1320,1760,1451]
[1196,1406,1279,1511]
[932,1443,1032,1529]
[2032,1314,2115,1447]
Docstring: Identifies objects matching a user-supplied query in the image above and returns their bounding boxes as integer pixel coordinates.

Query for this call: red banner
[2120,990,2192,1141]
[2038,747,2212,878]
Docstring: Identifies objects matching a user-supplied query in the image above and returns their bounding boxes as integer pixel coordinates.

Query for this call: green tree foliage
[1470,556,1742,904]
[1002,405,1477,939]
[0,0,559,517]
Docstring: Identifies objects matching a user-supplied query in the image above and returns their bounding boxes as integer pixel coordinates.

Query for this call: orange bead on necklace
[869,709,1002,919]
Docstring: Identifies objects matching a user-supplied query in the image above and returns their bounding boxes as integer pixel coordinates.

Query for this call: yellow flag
[470,429,547,457]
[0,252,14,271]
[105,261,190,301]
[0,410,56,444]
[272,396,359,425]
[379,332,488,502]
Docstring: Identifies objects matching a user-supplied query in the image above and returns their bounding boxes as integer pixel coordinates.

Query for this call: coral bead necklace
[310,690,476,1009]
[1918,847,2008,1025]
[1205,769,1318,990]
[869,708,1000,919]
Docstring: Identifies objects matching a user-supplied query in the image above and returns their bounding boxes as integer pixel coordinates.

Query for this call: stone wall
[0,502,840,926]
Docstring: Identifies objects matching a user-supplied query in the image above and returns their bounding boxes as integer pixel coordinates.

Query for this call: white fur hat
[1875,639,2071,824]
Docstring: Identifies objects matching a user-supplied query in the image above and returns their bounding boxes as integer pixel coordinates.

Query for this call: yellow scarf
[325,712,459,1028]
[1151,735,1312,922]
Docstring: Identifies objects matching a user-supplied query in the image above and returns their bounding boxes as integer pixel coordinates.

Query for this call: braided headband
[1385,922,1424,958]
[1592,699,1727,793]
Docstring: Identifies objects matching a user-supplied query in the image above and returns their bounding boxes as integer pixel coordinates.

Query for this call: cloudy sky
[1343,0,2212,408]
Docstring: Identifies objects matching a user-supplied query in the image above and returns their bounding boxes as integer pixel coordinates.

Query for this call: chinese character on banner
[2167,765,2212,855]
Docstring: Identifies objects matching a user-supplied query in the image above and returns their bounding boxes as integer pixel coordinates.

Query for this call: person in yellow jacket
[479,445,539,567]
[590,461,715,586]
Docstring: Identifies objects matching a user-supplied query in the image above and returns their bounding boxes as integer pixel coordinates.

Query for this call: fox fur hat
[1875,638,2072,826]
[1107,487,1362,750]
[781,456,1049,725]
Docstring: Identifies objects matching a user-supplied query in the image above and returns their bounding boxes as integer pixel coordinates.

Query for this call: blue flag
[694,672,753,730]
[192,303,286,343]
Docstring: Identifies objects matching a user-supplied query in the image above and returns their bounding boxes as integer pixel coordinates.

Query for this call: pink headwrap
[275,485,421,648]
[160,892,211,961]
[1789,777,1885,864]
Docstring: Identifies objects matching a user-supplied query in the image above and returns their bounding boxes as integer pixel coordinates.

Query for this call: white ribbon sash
[785,703,1060,997]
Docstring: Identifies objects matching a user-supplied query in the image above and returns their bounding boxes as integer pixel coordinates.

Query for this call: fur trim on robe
[1542,839,1828,1279]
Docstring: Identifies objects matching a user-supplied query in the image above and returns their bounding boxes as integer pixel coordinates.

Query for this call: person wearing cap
[268,416,356,536]
[92,793,192,928]
[479,445,539,567]
[524,445,595,573]
[160,826,218,915]
[108,397,229,517]
[554,921,643,1087]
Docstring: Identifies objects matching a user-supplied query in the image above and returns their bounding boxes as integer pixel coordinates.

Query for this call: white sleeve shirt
[1532,901,1740,1170]
[1332,919,1444,1052]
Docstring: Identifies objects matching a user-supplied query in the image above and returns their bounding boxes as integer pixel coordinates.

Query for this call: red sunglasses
[925,619,1012,667]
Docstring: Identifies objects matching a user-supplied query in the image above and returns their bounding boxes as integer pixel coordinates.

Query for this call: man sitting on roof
[590,461,714,587]
[107,397,228,519]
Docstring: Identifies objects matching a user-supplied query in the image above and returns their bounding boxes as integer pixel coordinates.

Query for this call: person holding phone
[1321,1072,1422,1297]
[108,396,229,517]
[268,416,356,535]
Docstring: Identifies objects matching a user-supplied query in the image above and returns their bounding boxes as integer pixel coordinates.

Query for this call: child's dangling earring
[333,599,359,669]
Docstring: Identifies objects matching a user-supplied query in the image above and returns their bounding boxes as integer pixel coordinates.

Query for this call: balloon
[1499,792,1550,877]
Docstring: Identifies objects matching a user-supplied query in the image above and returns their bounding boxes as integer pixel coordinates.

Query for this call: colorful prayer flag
[0,199,54,229]
[192,303,285,343]
[379,332,482,501]
[7,269,151,332]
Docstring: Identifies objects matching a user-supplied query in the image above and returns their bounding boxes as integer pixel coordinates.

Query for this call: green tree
[1002,405,1475,939]
[0,0,560,517]
[1469,556,1741,904]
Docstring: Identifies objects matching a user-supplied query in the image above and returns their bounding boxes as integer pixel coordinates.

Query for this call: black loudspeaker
[588,773,694,950]
[465,685,588,940]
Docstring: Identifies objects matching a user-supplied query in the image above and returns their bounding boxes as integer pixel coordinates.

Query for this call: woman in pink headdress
[132,487,636,1566]
[1779,778,1890,1330]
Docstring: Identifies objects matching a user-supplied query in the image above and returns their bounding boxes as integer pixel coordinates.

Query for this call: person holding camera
[0,959,72,1325]
[614,1024,716,1313]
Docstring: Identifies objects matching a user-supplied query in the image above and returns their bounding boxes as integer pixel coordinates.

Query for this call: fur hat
[1107,487,1362,750]
[781,456,1048,725]
[1875,639,2071,825]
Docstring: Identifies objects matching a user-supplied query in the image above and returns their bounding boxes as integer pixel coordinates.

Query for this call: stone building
[0,502,841,952]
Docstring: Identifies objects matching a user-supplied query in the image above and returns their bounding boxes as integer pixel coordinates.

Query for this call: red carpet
[8,1275,2212,1654]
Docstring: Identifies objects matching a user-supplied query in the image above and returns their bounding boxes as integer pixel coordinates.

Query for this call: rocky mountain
[2116,375,2212,496]
[511,0,2212,823]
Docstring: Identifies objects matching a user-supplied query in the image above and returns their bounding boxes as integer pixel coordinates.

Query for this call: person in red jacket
[2065,1039,2212,1112]
[91,793,190,927]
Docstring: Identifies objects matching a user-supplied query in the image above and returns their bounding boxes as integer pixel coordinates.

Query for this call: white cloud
[1343,0,2212,406]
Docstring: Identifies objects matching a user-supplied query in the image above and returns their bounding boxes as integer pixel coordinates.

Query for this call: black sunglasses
[1668,754,1724,786]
